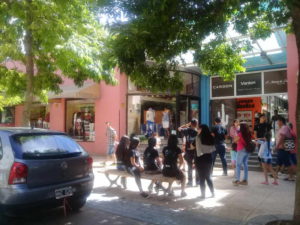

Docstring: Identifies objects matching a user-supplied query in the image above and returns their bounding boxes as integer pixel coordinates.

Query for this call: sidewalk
[91,156,295,225]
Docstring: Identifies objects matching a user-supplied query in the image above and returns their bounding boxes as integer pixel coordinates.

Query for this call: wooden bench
[101,169,178,196]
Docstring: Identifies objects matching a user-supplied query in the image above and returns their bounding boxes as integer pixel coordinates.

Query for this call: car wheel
[69,196,87,212]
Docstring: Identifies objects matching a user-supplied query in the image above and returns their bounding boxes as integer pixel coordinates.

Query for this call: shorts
[230,150,237,164]
[162,121,169,129]
[162,168,185,181]
[290,153,297,166]
[117,164,126,171]
[261,158,272,164]
[107,145,115,155]
[277,149,291,167]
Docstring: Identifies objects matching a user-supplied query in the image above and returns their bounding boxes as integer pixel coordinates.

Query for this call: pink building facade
[287,34,299,129]
[12,70,127,155]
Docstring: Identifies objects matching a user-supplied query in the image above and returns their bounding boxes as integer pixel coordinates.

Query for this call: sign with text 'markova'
[211,77,234,97]
[264,70,287,94]
[236,73,262,96]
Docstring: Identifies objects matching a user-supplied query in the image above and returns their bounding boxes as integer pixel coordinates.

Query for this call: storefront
[127,70,200,137]
[210,69,288,136]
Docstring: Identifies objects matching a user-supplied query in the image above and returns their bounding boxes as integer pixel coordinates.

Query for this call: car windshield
[12,134,84,159]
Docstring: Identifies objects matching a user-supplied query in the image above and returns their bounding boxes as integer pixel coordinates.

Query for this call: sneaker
[199,195,205,199]
[239,180,248,185]
[232,180,239,186]
[181,191,187,197]
[211,193,215,198]
[140,192,149,198]
[261,181,269,185]
[222,172,228,176]
[272,181,279,185]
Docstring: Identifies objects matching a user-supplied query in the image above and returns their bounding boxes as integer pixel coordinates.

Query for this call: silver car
[0,127,94,216]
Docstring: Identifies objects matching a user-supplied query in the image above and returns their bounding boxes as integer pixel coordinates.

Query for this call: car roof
[0,127,65,135]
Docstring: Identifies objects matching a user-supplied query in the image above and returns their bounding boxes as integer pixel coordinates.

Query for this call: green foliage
[0,0,116,108]
[101,0,291,87]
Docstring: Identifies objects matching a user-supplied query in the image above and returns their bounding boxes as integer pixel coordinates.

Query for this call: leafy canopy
[100,0,290,91]
[0,0,116,108]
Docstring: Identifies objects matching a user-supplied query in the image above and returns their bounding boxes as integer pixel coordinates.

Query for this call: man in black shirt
[178,118,199,186]
[211,118,228,176]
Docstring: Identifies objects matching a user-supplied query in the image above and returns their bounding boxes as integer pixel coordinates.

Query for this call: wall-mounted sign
[264,70,287,94]
[236,73,262,96]
[211,77,234,97]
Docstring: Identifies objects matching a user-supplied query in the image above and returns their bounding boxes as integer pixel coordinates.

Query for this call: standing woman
[229,120,239,175]
[233,123,252,186]
[195,124,216,199]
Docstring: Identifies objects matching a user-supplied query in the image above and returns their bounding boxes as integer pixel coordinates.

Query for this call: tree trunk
[291,4,300,223]
[22,0,34,126]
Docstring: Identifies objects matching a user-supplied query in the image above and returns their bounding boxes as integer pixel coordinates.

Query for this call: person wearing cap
[178,118,199,186]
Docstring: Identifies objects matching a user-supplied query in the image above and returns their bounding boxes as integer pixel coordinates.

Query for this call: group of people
[107,113,297,199]
[113,119,218,199]
[229,114,297,185]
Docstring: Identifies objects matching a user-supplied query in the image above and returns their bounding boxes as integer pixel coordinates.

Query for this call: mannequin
[146,107,155,136]
[162,108,170,139]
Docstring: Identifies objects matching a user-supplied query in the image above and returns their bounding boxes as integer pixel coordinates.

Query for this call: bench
[101,169,178,196]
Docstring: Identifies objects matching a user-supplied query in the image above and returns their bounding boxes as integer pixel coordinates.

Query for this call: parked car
[0,127,94,216]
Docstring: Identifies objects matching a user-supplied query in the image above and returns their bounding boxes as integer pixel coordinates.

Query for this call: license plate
[55,186,73,199]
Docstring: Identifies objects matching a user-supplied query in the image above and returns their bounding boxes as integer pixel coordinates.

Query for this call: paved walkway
[92,156,295,225]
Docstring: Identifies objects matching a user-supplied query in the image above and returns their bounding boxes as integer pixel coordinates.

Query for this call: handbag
[245,140,256,153]
[284,137,295,151]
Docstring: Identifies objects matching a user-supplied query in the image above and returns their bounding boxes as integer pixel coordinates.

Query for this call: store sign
[264,70,287,94]
[211,77,234,97]
[236,73,262,96]
[236,99,255,109]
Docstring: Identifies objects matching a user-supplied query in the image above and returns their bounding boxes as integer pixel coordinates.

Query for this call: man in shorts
[106,122,117,165]
[275,116,293,180]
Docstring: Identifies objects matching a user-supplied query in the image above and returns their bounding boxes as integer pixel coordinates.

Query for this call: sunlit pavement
[4,157,295,225]
[92,157,295,224]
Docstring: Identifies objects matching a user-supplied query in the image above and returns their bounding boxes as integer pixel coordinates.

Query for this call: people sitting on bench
[143,137,164,192]
[143,137,162,173]
[115,135,130,188]
[124,136,149,198]
[162,134,187,197]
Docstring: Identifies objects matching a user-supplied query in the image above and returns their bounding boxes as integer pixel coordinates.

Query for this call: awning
[48,83,101,99]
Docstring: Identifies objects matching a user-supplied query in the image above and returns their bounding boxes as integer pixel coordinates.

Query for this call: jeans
[212,144,228,174]
[195,153,214,197]
[184,150,199,184]
[235,149,249,181]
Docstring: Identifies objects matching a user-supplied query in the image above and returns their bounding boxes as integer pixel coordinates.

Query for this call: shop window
[0,107,15,125]
[180,73,200,96]
[30,104,50,129]
[66,100,95,142]
[128,95,176,137]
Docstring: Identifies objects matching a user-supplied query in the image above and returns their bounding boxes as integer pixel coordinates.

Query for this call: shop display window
[0,107,15,125]
[127,95,176,137]
[30,104,50,129]
[66,100,95,142]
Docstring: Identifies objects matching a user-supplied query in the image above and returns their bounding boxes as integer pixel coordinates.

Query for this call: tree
[100,0,300,223]
[0,0,116,125]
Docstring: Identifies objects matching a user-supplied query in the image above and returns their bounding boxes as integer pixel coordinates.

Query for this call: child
[257,133,278,185]
[143,137,161,173]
